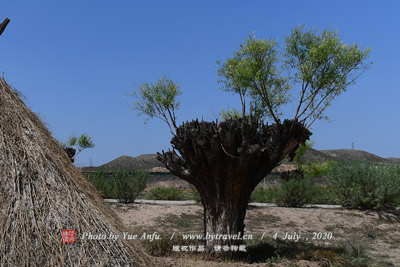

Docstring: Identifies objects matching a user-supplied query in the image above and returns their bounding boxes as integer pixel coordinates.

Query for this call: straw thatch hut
[0,78,154,266]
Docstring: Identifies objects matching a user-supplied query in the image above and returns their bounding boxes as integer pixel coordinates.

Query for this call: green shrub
[85,168,116,199]
[309,186,338,205]
[114,169,148,203]
[274,176,314,207]
[250,186,277,203]
[189,184,202,203]
[326,160,400,210]
[304,160,337,178]
[146,186,185,200]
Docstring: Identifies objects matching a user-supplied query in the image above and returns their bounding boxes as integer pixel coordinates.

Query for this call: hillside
[303,148,397,164]
[86,149,400,171]
[99,154,164,170]
[387,157,400,164]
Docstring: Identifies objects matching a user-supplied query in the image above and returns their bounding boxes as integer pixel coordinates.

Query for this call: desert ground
[107,202,400,266]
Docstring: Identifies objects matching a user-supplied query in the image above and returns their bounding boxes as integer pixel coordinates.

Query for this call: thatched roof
[0,78,154,266]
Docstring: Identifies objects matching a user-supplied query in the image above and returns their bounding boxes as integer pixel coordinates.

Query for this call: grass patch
[153,213,203,233]
[246,238,373,266]
[146,186,187,200]
[250,186,278,203]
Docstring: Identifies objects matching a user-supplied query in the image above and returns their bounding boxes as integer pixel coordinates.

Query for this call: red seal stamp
[62,229,76,243]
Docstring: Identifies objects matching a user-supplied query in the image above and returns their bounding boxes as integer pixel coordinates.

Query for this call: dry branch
[0,18,10,36]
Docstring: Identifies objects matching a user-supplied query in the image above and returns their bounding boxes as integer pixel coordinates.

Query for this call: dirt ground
[108,202,400,266]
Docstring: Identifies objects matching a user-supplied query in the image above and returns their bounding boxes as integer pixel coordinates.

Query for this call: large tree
[131,26,370,257]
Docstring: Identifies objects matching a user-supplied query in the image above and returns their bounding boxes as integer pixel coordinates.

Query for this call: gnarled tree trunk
[157,118,311,257]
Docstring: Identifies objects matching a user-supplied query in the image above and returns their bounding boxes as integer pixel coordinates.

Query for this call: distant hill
[302,148,336,162]
[317,149,392,164]
[83,149,400,171]
[303,149,397,164]
[387,158,400,164]
[99,154,164,170]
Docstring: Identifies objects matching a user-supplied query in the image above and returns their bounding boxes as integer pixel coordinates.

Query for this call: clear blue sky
[1,1,399,166]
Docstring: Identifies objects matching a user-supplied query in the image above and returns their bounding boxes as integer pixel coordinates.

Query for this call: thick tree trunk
[201,188,249,255]
[157,118,311,257]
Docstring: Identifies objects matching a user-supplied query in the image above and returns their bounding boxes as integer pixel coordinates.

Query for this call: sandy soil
[108,202,400,266]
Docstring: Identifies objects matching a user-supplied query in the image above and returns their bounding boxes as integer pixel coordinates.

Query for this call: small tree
[131,26,370,257]
[63,134,95,161]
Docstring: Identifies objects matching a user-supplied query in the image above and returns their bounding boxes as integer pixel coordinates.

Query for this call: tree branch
[0,18,10,36]
[293,80,309,120]
[256,79,280,124]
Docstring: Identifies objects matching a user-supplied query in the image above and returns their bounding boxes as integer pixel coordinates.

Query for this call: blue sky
[1,1,399,166]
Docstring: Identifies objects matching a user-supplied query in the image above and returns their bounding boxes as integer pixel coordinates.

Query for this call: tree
[131,26,370,257]
[62,134,95,162]
[130,74,181,135]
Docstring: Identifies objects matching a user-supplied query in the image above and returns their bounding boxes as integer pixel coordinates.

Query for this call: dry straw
[0,78,154,266]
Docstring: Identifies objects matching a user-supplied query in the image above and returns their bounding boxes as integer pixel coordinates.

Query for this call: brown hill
[101,154,164,170]
[387,157,400,164]
[302,148,337,162]
[93,149,399,172]
[318,149,392,164]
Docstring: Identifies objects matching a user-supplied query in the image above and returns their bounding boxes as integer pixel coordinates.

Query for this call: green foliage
[189,184,202,203]
[327,160,400,210]
[250,186,278,203]
[285,26,371,127]
[68,134,94,149]
[114,169,148,204]
[217,34,290,122]
[293,140,314,170]
[67,136,78,146]
[146,186,185,200]
[275,176,315,208]
[250,184,338,205]
[218,26,371,127]
[303,160,337,178]
[309,186,338,205]
[85,169,116,199]
[63,133,95,160]
[219,107,243,121]
[77,134,94,149]
[130,74,181,134]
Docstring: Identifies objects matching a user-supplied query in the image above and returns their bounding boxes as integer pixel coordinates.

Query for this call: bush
[326,160,400,210]
[309,186,338,205]
[146,186,185,200]
[114,169,148,203]
[189,184,202,203]
[85,168,116,199]
[274,176,314,208]
[304,160,337,178]
[250,186,277,203]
